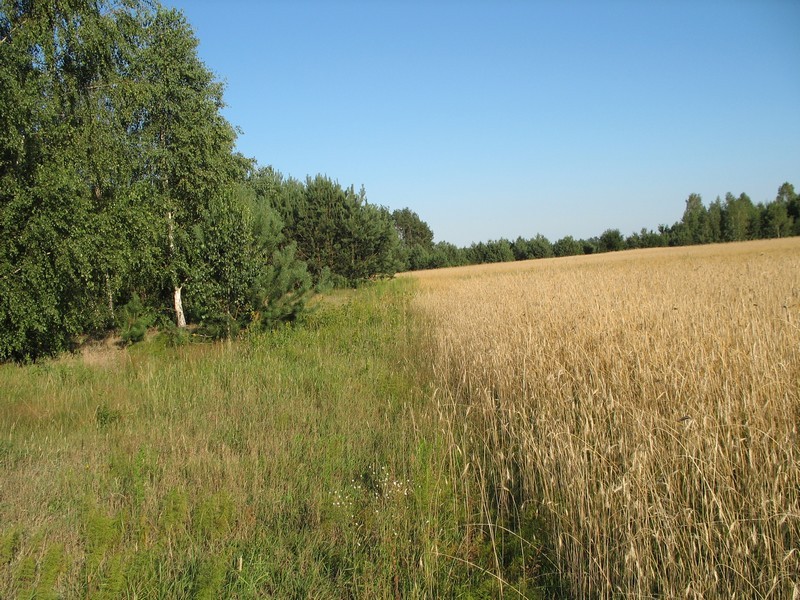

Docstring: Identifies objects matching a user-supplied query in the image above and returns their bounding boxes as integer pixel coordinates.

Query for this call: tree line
[392,183,799,271]
[0,1,401,361]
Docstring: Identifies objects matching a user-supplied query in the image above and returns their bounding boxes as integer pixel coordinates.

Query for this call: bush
[198,313,240,341]
[159,321,190,347]
[118,294,154,345]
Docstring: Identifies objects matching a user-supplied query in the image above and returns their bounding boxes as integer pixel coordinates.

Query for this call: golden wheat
[411,239,800,598]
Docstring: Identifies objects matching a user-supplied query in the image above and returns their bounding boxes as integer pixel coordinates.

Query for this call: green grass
[0,279,547,598]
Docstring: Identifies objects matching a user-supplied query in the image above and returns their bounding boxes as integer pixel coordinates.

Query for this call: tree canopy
[0,1,398,361]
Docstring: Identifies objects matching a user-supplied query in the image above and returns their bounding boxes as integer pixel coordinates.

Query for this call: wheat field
[409,239,800,598]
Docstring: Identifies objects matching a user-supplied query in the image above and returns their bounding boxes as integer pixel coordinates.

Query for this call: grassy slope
[1,280,535,599]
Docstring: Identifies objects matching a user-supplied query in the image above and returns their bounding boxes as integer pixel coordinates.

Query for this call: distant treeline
[393,184,799,271]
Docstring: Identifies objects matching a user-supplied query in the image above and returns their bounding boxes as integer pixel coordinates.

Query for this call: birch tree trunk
[173,285,186,328]
[105,271,114,316]
[167,210,187,328]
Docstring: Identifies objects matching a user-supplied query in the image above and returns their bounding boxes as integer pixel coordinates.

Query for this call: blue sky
[163,0,800,246]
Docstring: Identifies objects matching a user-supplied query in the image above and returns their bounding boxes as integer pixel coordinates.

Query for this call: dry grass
[411,239,800,598]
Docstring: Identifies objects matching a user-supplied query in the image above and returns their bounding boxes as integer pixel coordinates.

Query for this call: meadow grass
[0,279,538,598]
[410,239,800,598]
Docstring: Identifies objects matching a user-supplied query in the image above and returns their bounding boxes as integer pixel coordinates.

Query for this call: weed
[35,543,67,600]
[94,404,121,428]
[0,529,21,565]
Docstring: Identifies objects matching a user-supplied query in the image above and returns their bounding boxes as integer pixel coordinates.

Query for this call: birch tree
[0,0,140,359]
[130,6,241,327]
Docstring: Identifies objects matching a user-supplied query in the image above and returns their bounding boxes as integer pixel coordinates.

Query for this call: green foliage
[406,181,799,268]
[108,447,158,509]
[194,492,236,542]
[468,239,515,264]
[159,320,191,347]
[655,184,797,247]
[598,228,625,252]
[35,544,67,600]
[119,294,154,345]
[707,198,724,242]
[130,7,248,330]
[721,192,759,241]
[244,184,314,326]
[0,1,316,358]
[193,555,228,600]
[94,555,126,600]
[512,234,554,260]
[0,0,150,361]
[84,511,121,558]
[160,488,190,536]
[452,182,797,263]
[763,199,791,238]
[392,207,435,248]
[0,529,21,565]
[780,182,800,235]
[81,530,129,597]
[625,227,668,249]
[314,266,348,292]
[197,314,240,341]
[186,186,253,334]
[428,241,469,268]
[13,556,36,597]
[251,243,313,326]
[672,193,710,245]
[392,207,436,270]
[95,404,121,428]
[553,235,583,257]
[256,173,400,286]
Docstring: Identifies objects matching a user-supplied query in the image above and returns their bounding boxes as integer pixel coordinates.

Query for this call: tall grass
[411,239,800,598]
[0,280,500,598]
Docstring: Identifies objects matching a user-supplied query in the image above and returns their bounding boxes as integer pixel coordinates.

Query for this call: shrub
[118,294,154,345]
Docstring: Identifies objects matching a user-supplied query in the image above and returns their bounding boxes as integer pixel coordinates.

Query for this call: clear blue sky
[163,0,800,246]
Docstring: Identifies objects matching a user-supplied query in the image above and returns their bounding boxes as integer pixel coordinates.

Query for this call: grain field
[410,239,800,598]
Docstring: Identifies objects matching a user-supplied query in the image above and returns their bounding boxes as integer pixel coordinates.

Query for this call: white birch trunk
[174,285,186,328]
[105,272,114,316]
[167,210,186,328]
